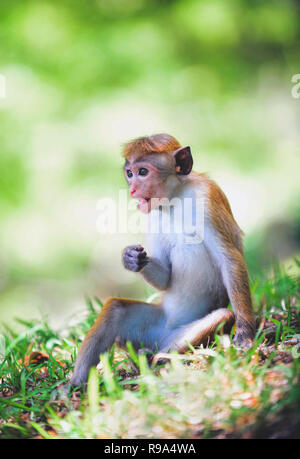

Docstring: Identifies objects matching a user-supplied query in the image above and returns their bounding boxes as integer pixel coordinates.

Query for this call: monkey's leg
[71,297,165,386]
[153,308,235,364]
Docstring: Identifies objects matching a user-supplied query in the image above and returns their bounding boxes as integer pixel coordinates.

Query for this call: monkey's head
[122,134,193,213]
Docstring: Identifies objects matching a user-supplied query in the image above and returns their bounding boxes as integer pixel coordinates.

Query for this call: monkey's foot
[69,376,89,390]
[151,352,171,367]
[127,348,155,371]
[138,348,154,357]
[233,333,253,349]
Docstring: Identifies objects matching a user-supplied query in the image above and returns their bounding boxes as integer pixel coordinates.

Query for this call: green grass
[0,263,299,439]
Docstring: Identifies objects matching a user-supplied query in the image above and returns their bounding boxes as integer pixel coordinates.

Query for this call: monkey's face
[124,156,174,214]
[124,147,193,214]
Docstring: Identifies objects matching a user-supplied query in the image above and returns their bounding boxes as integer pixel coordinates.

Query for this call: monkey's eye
[127,170,133,178]
[138,168,149,176]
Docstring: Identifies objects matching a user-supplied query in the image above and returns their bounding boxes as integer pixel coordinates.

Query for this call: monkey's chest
[163,242,225,324]
[172,242,219,287]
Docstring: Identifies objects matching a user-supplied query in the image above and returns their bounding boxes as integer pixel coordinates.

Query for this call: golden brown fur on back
[193,174,254,342]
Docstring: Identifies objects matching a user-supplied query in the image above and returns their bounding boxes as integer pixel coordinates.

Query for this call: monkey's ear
[173,146,193,175]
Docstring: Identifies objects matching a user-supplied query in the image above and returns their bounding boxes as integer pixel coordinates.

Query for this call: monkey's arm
[206,198,255,347]
[140,257,171,290]
[220,246,255,346]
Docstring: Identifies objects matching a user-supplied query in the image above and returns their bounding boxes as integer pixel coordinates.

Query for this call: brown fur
[206,182,255,341]
[123,133,181,161]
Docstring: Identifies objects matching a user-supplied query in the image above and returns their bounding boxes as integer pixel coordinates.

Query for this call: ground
[0,264,299,439]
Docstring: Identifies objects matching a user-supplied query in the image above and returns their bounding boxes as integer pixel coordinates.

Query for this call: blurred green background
[0,0,299,330]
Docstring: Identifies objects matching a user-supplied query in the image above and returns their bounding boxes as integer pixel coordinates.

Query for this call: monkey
[70,133,255,386]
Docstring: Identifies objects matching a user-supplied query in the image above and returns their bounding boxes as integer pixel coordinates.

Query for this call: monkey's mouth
[137,198,151,213]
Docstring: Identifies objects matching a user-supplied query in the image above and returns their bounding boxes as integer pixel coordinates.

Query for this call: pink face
[124,159,170,214]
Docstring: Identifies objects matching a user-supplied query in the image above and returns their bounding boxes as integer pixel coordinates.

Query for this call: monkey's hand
[233,330,253,349]
[122,244,149,272]
[233,317,256,349]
